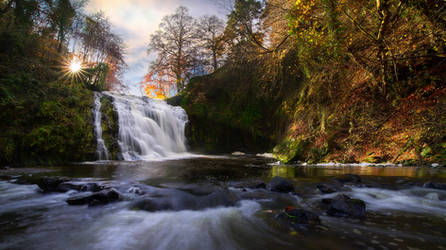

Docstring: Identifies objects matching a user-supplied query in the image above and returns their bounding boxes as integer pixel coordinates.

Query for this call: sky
[86,0,228,95]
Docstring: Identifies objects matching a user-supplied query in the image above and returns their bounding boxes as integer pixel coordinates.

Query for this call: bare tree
[196,15,225,72]
[148,6,196,92]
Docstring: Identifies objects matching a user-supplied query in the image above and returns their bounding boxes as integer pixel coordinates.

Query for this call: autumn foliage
[141,71,176,100]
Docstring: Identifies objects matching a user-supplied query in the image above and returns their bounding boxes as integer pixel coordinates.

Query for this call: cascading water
[93,92,109,160]
[103,92,188,161]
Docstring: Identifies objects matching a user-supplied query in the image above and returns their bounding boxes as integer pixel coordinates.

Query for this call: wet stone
[316,183,339,194]
[275,208,321,232]
[423,182,446,191]
[269,177,295,193]
[37,177,70,193]
[323,194,366,219]
[66,189,120,206]
[58,182,103,193]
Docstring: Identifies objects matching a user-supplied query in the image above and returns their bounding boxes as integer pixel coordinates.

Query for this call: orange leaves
[140,70,176,100]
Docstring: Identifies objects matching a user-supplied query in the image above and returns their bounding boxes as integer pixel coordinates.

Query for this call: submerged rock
[58,182,103,193]
[132,198,173,212]
[66,189,120,206]
[131,189,238,212]
[316,184,339,194]
[335,174,362,185]
[271,207,321,232]
[423,182,446,190]
[270,177,295,193]
[322,194,366,219]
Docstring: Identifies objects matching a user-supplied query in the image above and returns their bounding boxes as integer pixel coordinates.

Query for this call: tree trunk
[376,0,390,97]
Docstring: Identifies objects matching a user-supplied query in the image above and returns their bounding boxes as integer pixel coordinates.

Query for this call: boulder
[276,208,320,225]
[274,207,321,232]
[270,177,295,193]
[66,189,120,206]
[37,177,70,193]
[322,194,366,219]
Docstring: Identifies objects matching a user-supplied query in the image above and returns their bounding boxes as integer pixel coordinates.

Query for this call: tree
[196,15,225,72]
[50,0,76,52]
[225,0,267,52]
[73,12,126,90]
[147,6,196,92]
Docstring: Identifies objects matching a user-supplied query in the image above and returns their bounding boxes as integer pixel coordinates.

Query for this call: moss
[100,95,120,160]
[0,76,97,166]
[273,137,310,163]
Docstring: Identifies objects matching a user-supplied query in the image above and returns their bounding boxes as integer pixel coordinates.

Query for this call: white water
[348,187,446,216]
[93,92,110,160]
[103,92,188,161]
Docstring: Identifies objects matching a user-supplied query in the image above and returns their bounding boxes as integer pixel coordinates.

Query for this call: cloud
[86,0,225,95]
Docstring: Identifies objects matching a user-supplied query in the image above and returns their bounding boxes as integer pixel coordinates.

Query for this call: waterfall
[93,92,110,160]
[103,92,188,161]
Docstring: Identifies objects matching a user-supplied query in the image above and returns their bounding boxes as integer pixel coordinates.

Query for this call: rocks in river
[322,194,366,219]
[131,189,239,212]
[66,189,120,206]
[276,208,320,225]
[270,177,295,193]
[423,182,446,190]
[37,177,103,193]
[37,177,70,192]
[316,183,339,194]
[271,207,321,232]
[58,182,103,192]
[335,174,362,185]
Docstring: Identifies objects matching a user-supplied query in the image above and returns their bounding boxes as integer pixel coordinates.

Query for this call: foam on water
[74,200,265,250]
[348,187,446,216]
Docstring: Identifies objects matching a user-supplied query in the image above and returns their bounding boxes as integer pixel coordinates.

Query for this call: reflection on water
[271,165,438,179]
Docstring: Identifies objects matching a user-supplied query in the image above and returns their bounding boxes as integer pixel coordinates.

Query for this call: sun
[69,59,82,73]
[59,56,86,81]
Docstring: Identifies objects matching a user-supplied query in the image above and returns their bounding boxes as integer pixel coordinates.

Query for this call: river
[1,157,445,250]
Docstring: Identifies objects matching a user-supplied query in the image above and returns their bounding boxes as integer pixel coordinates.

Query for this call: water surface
[1,156,445,250]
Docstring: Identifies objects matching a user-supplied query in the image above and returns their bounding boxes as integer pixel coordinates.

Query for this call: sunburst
[59,56,87,81]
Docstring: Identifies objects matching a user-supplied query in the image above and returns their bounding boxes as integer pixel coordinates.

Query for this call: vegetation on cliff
[178,0,445,165]
[0,0,125,165]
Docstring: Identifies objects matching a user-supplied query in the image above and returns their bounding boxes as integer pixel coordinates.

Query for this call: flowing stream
[1,160,446,250]
[93,92,109,160]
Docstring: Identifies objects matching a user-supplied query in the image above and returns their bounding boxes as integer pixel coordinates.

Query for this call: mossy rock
[100,95,120,160]
[273,137,310,163]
